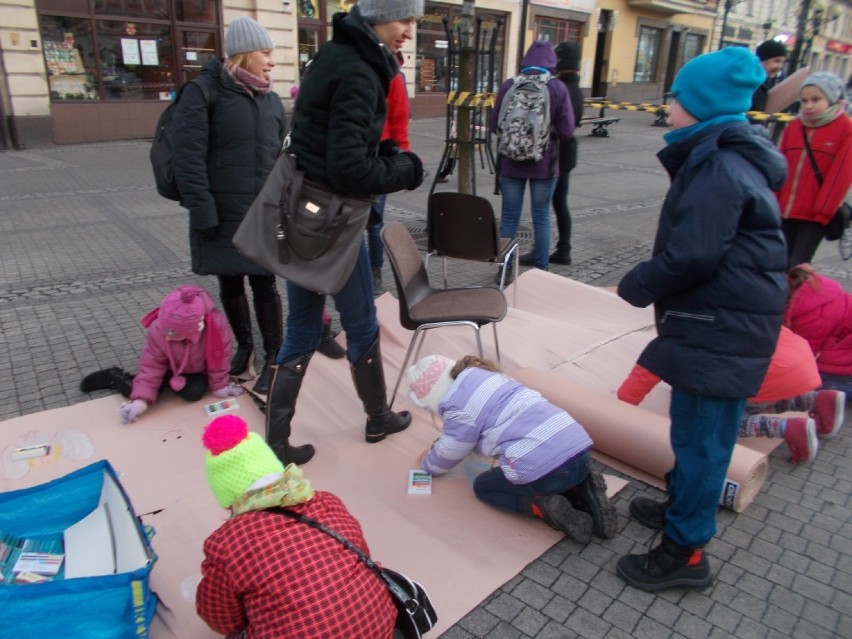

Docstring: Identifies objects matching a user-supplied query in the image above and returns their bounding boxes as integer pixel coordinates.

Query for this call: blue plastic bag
[0,460,157,638]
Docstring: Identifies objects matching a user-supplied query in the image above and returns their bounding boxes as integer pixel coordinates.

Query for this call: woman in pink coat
[784,264,852,395]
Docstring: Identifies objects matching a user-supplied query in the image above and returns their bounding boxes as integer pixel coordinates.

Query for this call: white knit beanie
[358,0,425,24]
[226,17,275,57]
[407,355,455,413]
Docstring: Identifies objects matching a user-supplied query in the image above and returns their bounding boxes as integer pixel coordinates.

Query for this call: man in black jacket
[750,39,787,113]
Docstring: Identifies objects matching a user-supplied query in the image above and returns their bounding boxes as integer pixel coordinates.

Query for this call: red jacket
[776,115,852,225]
[381,72,411,151]
[784,273,852,376]
[197,491,396,639]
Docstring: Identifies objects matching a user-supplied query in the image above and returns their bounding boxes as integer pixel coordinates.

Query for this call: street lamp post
[718,0,734,50]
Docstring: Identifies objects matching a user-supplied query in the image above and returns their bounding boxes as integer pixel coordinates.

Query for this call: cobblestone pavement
[1,112,849,638]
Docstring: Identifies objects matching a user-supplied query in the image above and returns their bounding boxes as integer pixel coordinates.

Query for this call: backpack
[496,72,552,162]
[150,76,217,201]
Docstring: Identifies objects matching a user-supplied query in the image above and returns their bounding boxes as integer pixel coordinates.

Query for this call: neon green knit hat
[202,415,284,508]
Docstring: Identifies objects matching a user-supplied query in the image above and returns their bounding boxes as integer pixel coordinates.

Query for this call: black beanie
[555,41,581,72]
[756,40,787,62]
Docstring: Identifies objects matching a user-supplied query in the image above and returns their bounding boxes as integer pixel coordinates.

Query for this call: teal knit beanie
[670,48,765,121]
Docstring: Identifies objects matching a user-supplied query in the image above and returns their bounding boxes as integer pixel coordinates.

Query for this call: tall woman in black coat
[172,17,286,395]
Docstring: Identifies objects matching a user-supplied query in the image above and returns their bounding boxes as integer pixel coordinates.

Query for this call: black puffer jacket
[557,71,584,174]
[173,58,286,275]
[288,6,420,195]
[618,122,788,398]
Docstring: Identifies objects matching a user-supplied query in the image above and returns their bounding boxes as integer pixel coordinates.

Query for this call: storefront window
[98,21,173,99]
[38,0,219,101]
[93,0,170,20]
[534,17,581,45]
[417,3,506,94]
[682,33,703,65]
[175,0,217,23]
[634,26,662,82]
[40,16,98,100]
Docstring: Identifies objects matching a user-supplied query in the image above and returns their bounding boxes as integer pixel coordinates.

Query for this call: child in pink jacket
[80,285,241,423]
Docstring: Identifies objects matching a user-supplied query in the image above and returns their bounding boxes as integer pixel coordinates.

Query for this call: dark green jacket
[288,6,419,195]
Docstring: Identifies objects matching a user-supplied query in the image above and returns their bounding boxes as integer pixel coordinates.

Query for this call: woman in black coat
[264,0,426,466]
[172,17,285,394]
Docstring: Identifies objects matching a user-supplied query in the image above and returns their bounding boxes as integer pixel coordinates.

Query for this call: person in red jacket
[776,71,852,267]
[368,50,411,293]
[197,414,399,639]
[617,326,845,463]
[784,263,852,395]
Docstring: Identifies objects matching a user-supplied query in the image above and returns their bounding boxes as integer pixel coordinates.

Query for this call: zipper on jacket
[660,310,715,323]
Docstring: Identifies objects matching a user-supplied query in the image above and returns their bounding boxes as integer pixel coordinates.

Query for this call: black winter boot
[566,472,618,538]
[252,295,283,395]
[522,495,593,544]
[629,471,672,530]
[265,354,315,465]
[629,497,668,530]
[317,319,345,360]
[350,337,411,443]
[80,366,134,397]
[617,535,713,592]
[221,294,255,380]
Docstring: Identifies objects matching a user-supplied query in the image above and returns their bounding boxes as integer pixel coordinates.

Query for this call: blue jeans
[665,389,746,548]
[473,450,591,514]
[276,241,378,364]
[367,194,386,269]
[499,175,557,270]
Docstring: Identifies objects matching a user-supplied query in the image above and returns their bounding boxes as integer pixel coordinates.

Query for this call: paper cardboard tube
[514,368,769,513]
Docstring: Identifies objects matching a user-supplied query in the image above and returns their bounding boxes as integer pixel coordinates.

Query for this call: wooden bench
[580,99,620,137]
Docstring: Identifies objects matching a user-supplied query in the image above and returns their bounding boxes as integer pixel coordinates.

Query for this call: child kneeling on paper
[617,326,845,465]
[79,285,242,423]
[196,415,400,639]
[407,354,617,543]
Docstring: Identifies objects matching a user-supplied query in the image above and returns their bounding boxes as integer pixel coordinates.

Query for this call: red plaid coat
[196,491,397,639]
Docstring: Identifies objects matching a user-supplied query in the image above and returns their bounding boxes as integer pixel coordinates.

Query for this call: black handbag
[802,128,852,242]
[274,508,438,638]
[234,152,372,294]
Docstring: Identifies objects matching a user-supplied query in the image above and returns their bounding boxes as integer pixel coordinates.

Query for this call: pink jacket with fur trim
[130,293,232,404]
[783,273,852,376]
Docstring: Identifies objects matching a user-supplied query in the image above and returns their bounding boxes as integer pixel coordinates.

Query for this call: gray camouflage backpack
[496,72,552,162]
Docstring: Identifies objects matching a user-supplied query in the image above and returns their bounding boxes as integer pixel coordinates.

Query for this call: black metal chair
[381,222,508,408]
[425,192,520,306]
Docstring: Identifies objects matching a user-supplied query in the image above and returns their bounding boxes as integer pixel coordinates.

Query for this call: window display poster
[140,40,158,66]
[121,38,140,65]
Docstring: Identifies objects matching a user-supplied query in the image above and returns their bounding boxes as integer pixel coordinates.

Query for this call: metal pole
[517,0,529,72]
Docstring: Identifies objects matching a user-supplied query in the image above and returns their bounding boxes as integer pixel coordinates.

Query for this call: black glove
[197,225,218,241]
[379,139,401,157]
[401,151,424,191]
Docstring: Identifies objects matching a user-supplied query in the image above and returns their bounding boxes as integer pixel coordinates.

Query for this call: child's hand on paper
[119,399,148,424]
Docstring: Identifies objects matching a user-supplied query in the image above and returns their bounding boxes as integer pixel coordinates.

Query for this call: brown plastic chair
[381,222,508,408]
[425,191,520,306]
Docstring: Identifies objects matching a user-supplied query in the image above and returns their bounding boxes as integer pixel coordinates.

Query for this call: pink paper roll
[514,368,768,512]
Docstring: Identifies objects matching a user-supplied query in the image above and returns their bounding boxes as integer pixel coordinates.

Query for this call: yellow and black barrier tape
[447,91,495,107]
[584,99,796,123]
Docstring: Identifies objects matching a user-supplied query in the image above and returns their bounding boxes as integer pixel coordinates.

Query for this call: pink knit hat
[157,286,210,343]
[406,355,455,413]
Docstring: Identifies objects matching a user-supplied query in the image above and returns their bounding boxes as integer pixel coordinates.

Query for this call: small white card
[204,398,240,417]
[407,470,432,495]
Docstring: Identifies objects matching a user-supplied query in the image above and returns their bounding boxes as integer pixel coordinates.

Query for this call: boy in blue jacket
[616,47,788,592]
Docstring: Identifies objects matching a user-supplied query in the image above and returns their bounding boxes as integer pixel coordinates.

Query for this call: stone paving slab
[0,111,849,638]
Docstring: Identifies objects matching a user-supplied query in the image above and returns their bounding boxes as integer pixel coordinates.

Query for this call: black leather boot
[252,294,283,395]
[221,294,255,380]
[80,366,134,397]
[350,336,411,443]
[317,318,345,360]
[265,354,315,465]
[617,535,713,592]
